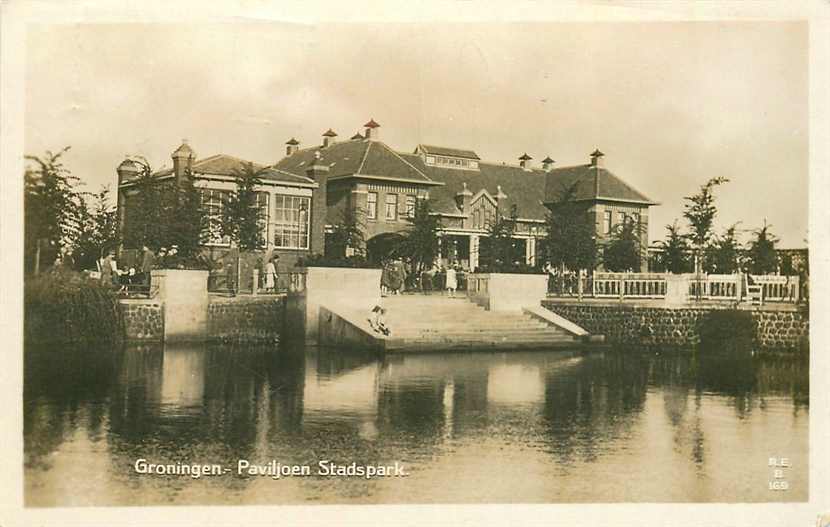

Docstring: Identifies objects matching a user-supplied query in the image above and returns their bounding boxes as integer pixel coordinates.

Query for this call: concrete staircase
[375,294,581,352]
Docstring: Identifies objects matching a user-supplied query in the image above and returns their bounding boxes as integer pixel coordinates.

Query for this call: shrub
[25,269,124,345]
[696,310,756,353]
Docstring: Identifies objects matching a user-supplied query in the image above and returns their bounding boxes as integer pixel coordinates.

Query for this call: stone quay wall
[119,299,164,341]
[207,295,284,342]
[542,301,809,353]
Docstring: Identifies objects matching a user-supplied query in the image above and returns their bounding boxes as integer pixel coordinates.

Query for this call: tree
[683,176,729,272]
[24,147,84,272]
[703,224,741,274]
[326,206,366,258]
[602,218,644,272]
[221,163,266,250]
[745,220,779,274]
[397,199,440,273]
[479,208,522,272]
[73,186,119,271]
[121,158,166,250]
[656,221,692,274]
[543,182,597,272]
[121,159,207,261]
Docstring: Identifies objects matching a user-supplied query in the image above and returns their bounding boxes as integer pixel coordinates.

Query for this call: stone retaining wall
[542,301,808,353]
[120,300,164,341]
[207,295,284,342]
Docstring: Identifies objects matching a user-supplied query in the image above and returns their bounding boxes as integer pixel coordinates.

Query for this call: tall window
[273,194,310,249]
[201,189,231,245]
[405,195,417,218]
[385,193,398,221]
[256,192,269,247]
[618,211,626,226]
[603,210,612,234]
[367,192,378,220]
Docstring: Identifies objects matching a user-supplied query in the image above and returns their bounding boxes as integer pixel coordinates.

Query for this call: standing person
[380,259,392,297]
[389,258,405,295]
[140,245,155,286]
[156,247,168,268]
[445,262,458,298]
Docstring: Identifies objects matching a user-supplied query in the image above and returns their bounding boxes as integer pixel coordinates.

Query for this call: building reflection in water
[23,341,810,505]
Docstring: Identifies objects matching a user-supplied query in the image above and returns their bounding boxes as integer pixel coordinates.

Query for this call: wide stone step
[387,331,575,341]
[384,339,580,352]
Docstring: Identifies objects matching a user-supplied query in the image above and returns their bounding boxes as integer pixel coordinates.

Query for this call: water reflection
[24,343,808,505]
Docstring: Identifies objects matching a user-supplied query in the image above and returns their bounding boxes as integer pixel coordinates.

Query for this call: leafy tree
[543,183,597,272]
[73,186,119,271]
[745,220,779,274]
[479,209,522,272]
[683,176,729,272]
[326,206,366,258]
[121,158,166,249]
[121,159,207,262]
[24,147,84,272]
[602,218,644,272]
[656,221,692,274]
[221,163,266,250]
[165,167,208,259]
[397,199,440,273]
[703,224,741,274]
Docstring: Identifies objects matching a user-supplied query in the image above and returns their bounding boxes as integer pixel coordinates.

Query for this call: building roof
[416,144,481,160]
[172,141,194,158]
[364,118,380,129]
[543,164,656,205]
[322,129,338,137]
[542,156,554,163]
[399,154,551,220]
[285,137,300,145]
[153,154,316,186]
[518,153,532,161]
[350,132,364,140]
[274,140,440,185]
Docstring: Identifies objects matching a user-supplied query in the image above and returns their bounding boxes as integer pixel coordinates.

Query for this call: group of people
[419,262,461,296]
[380,258,407,296]
[98,244,180,291]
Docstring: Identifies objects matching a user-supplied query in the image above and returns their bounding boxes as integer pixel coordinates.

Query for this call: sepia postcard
[1,1,829,526]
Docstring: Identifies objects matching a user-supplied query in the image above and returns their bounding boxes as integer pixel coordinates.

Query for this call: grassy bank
[25,269,124,345]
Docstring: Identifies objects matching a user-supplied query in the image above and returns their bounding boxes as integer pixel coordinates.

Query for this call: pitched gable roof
[274,140,440,185]
[399,153,551,220]
[153,154,315,186]
[544,164,656,205]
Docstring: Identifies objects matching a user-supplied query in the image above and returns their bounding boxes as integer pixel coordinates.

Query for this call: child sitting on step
[368,305,391,336]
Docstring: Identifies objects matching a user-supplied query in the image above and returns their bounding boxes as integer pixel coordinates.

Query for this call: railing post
[578,270,584,301]
[252,269,259,296]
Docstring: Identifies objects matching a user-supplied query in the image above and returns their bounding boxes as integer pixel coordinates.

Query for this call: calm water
[24,343,808,505]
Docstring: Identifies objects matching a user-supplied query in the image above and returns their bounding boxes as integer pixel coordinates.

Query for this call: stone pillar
[151,269,209,341]
[526,237,536,265]
[470,235,480,271]
[665,273,690,306]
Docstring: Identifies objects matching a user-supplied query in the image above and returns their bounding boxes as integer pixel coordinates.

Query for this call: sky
[24,21,808,247]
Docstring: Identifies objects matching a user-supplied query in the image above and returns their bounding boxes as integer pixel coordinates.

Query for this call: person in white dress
[264,257,277,292]
[445,263,458,297]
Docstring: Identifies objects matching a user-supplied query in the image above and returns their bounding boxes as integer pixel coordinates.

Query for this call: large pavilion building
[274,119,657,270]
[116,118,657,271]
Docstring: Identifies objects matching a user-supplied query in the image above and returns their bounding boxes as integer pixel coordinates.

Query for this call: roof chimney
[590,149,605,168]
[518,153,532,169]
[322,129,337,148]
[364,118,380,141]
[286,137,300,156]
[542,156,555,172]
[172,139,195,182]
